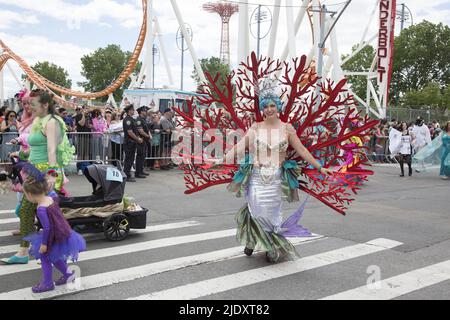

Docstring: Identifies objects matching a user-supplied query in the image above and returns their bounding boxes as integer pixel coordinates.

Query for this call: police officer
[135,106,152,177]
[122,104,144,182]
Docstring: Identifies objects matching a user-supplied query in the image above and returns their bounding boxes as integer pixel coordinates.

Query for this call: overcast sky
[0,0,448,99]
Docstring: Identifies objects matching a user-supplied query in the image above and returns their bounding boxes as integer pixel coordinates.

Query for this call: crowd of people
[1,100,179,177]
[368,117,444,163]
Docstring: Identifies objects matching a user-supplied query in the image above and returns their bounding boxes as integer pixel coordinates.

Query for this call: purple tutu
[25,230,86,263]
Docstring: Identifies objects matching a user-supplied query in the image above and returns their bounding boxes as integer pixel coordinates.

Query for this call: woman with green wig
[1,89,74,265]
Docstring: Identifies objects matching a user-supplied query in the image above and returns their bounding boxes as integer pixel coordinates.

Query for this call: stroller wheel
[103,213,130,241]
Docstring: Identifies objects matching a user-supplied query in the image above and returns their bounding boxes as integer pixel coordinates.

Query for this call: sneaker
[135,174,147,178]
[126,177,136,182]
[441,176,449,180]
[77,170,83,176]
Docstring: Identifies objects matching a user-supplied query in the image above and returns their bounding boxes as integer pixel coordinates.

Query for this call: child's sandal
[31,283,55,293]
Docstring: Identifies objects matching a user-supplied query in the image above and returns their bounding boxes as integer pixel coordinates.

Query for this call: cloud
[0,10,40,30]
[1,0,449,98]
[0,32,92,97]
[433,2,450,11]
[0,0,142,29]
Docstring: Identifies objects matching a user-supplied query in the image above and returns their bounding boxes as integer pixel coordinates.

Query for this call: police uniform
[135,108,149,176]
[122,106,140,179]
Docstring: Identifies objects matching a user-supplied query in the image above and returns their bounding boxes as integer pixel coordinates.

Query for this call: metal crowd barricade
[0,132,20,164]
[68,132,106,164]
[68,130,178,168]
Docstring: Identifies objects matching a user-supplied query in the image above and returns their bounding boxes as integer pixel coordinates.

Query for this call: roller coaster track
[0,0,148,105]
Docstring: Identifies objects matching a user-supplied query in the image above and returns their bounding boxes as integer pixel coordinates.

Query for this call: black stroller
[59,164,148,241]
[10,158,148,241]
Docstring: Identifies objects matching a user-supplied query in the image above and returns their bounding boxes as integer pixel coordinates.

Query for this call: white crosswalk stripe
[0,220,202,240]
[1,217,447,300]
[321,259,450,300]
[0,220,203,255]
[0,218,19,225]
[0,228,239,277]
[0,235,325,300]
[128,238,403,300]
[0,244,17,255]
[0,210,15,216]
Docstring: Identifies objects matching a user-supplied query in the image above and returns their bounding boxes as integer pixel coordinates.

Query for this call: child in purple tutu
[22,175,86,293]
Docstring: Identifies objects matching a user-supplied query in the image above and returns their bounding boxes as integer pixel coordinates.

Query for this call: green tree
[78,44,142,102]
[341,44,376,100]
[391,20,450,104]
[26,61,72,88]
[192,56,231,93]
[402,82,450,112]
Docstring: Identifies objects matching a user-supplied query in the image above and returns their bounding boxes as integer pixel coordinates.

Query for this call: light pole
[311,1,351,111]
[176,24,193,91]
[152,44,160,88]
[397,3,414,31]
[249,5,272,58]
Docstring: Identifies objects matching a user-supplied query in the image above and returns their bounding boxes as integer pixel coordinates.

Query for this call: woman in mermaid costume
[7,89,34,236]
[212,95,332,263]
[412,120,450,180]
[440,121,450,179]
[1,89,75,265]
[337,119,366,185]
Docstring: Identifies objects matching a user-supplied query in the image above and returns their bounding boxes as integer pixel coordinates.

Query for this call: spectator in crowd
[0,106,7,124]
[373,123,389,162]
[160,108,176,170]
[431,120,442,140]
[107,112,124,168]
[148,112,163,170]
[74,105,92,175]
[388,118,398,133]
[0,110,19,161]
[105,110,113,129]
[121,97,131,109]
[58,108,74,131]
[91,108,107,162]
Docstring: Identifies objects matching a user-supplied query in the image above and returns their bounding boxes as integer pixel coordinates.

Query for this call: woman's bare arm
[45,118,58,167]
[287,124,332,175]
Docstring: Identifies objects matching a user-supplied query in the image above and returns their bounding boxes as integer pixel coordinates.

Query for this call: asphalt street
[0,164,449,300]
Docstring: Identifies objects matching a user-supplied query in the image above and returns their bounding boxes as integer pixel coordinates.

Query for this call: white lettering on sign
[377,0,396,107]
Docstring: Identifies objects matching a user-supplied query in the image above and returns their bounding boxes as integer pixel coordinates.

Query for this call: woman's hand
[319,167,333,176]
[204,158,224,168]
[8,138,19,145]
[46,171,58,191]
[39,244,47,254]
[8,151,19,158]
